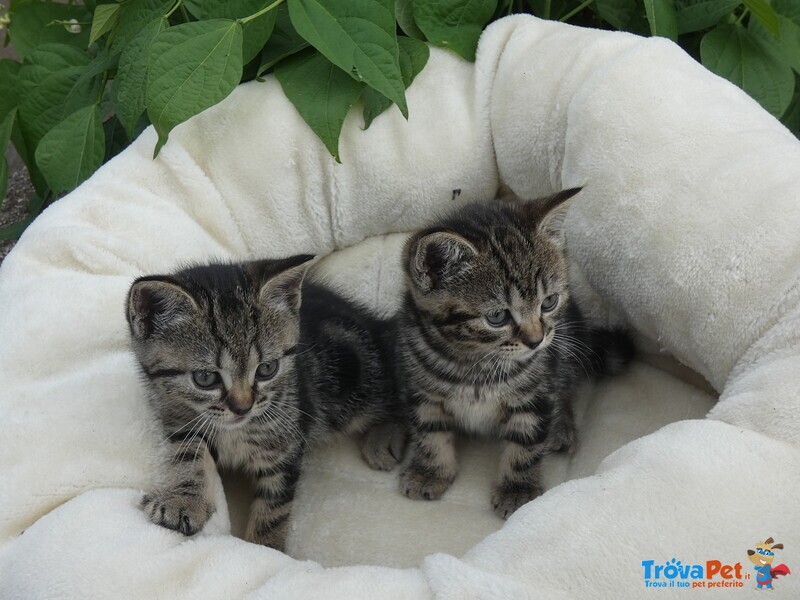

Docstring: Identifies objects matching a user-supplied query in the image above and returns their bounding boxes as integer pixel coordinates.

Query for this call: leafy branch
[0,0,799,242]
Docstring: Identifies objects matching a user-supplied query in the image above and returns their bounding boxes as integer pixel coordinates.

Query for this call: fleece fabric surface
[1,14,799,599]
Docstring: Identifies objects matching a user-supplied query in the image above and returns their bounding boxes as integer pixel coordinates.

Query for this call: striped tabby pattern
[127,256,404,551]
[396,189,634,518]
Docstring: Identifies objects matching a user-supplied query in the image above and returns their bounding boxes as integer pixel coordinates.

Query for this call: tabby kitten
[127,255,405,551]
[396,188,634,518]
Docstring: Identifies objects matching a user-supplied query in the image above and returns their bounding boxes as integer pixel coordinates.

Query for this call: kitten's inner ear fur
[409,231,478,293]
[128,279,198,338]
[257,255,315,312]
[515,187,583,244]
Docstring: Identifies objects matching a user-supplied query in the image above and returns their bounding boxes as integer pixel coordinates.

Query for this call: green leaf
[701,23,794,117]
[202,0,278,64]
[18,45,101,151]
[287,0,407,117]
[363,37,429,128]
[772,0,800,24]
[7,1,91,58]
[146,20,244,156]
[112,0,173,53]
[743,0,781,37]
[413,0,498,61]
[275,49,365,161]
[749,15,800,74]
[183,0,204,18]
[595,0,640,30]
[644,0,678,40]
[4,91,37,191]
[0,109,16,208]
[258,4,309,75]
[396,0,426,40]
[114,18,167,139]
[103,115,130,161]
[0,60,22,122]
[743,0,779,38]
[90,3,122,45]
[675,0,741,35]
[528,0,573,20]
[781,77,800,137]
[35,105,105,193]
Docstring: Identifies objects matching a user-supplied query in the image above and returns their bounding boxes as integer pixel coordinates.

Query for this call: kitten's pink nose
[227,383,253,415]
[521,336,541,349]
[519,321,544,348]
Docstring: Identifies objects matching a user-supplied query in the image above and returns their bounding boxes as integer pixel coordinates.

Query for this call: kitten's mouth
[223,414,252,428]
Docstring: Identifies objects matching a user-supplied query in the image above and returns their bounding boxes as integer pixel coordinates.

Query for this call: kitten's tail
[586,327,635,377]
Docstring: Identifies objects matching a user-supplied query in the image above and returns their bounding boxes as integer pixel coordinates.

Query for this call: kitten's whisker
[463,351,496,379]
[173,414,208,462]
[260,405,306,447]
[172,412,205,435]
[191,416,212,463]
[269,399,314,421]
[553,343,592,380]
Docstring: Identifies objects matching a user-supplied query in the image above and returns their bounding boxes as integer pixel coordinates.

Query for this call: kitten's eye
[485,309,511,327]
[192,370,220,389]
[541,294,560,312]
[256,360,279,380]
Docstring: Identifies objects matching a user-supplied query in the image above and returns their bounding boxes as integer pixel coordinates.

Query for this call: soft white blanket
[1,14,798,598]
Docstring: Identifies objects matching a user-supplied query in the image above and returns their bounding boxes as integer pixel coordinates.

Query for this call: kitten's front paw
[141,490,213,536]
[553,422,577,454]
[361,422,408,471]
[399,466,454,501]
[491,483,543,519]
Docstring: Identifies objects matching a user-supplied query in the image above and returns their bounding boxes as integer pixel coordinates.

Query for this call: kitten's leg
[245,448,303,551]
[492,409,551,519]
[141,434,216,536]
[552,404,577,454]
[399,397,457,500]
[360,421,408,471]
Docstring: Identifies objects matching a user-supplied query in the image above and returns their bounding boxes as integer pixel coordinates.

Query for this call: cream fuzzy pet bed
[1,15,799,599]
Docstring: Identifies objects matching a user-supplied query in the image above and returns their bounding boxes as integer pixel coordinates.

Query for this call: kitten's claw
[361,422,408,471]
[141,490,213,536]
[399,466,454,501]
[491,483,543,519]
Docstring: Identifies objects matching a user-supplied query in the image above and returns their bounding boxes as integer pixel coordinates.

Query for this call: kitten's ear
[256,254,315,312]
[517,187,582,244]
[407,231,477,293]
[127,277,198,339]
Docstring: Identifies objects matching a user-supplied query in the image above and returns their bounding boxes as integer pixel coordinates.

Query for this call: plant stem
[165,0,182,20]
[544,0,552,20]
[179,4,191,22]
[735,8,749,25]
[96,73,108,105]
[559,0,594,22]
[239,0,285,25]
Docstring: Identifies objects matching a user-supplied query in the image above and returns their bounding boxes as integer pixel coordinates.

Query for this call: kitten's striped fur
[127,256,404,551]
[396,189,634,518]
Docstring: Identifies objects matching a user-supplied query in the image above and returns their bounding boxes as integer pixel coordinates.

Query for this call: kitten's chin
[220,414,252,430]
